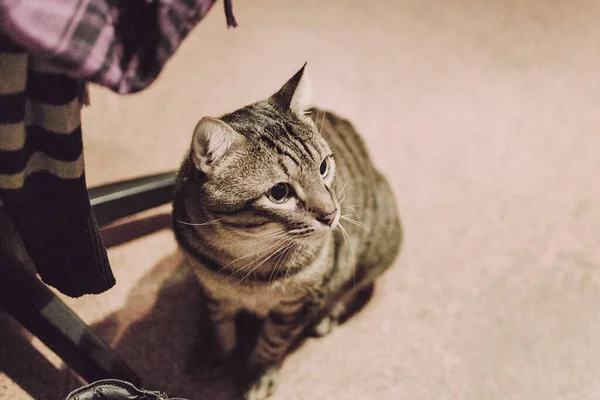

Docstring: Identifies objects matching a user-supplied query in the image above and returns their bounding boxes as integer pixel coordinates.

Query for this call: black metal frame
[0,171,177,388]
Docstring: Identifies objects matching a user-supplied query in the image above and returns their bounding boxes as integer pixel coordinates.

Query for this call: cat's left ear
[272,62,311,115]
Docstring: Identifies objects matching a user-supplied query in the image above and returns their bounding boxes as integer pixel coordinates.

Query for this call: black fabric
[1,173,115,296]
[0,93,26,123]
[26,69,80,104]
[0,33,24,52]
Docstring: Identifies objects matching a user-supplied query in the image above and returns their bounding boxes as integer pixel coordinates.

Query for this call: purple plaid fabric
[0,0,236,296]
[0,0,223,94]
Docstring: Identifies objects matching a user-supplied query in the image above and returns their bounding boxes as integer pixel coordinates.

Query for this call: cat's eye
[320,157,330,177]
[267,183,291,203]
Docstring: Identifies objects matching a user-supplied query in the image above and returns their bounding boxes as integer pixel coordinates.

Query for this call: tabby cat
[172,65,402,400]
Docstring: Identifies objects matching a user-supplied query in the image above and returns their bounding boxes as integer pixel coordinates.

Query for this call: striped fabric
[0,35,113,297]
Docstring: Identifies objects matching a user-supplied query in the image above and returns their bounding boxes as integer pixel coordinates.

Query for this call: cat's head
[189,64,339,239]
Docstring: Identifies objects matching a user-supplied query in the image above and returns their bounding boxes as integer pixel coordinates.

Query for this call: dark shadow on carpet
[88,249,377,399]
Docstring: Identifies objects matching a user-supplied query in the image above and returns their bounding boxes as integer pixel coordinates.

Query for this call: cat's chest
[193,262,307,317]
[235,286,300,316]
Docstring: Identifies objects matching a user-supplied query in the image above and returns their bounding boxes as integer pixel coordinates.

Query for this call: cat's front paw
[311,314,339,337]
[309,302,347,337]
[244,367,279,400]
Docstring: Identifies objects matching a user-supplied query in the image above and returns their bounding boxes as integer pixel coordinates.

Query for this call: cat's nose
[317,209,338,226]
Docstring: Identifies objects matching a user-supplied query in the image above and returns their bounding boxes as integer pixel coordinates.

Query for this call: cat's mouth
[329,210,341,230]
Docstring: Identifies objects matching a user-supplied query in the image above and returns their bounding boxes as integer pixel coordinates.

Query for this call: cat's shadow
[89,241,374,400]
[90,250,241,399]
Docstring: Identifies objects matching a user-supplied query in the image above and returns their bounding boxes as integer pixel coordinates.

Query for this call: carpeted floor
[2,0,600,398]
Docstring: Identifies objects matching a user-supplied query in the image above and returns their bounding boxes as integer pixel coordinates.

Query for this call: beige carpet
[2,0,600,398]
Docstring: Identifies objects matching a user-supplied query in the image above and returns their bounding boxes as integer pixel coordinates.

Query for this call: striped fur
[172,66,402,399]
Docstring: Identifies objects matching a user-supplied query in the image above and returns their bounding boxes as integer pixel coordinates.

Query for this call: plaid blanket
[0,0,236,94]
[0,0,233,297]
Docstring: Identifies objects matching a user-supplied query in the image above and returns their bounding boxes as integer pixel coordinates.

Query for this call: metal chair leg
[89,171,176,227]
[0,254,142,386]
[0,171,177,386]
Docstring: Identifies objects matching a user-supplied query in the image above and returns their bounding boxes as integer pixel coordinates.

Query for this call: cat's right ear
[191,117,242,173]
[272,62,311,115]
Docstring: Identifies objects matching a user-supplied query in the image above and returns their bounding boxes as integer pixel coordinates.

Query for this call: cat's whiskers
[176,218,222,226]
[237,237,293,284]
[337,222,356,287]
[195,232,279,252]
[287,240,310,290]
[339,193,361,219]
[319,110,327,135]
[292,236,308,262]
[177,218,288,250]
[246,230,308,285]
[341,205,358,217]
[244,229,288,243]
[323,136,334,148]
[219,235,289,274]
[190,231,285,250]
[336,179,350,201]
[224,238,289,282]
[285,237,308,284]
[268,241,290,283]
[229,232,294,272]
[220,228,310,271]
[220,228,288,249]
[340,216,369,231]
[268,240,297,286]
